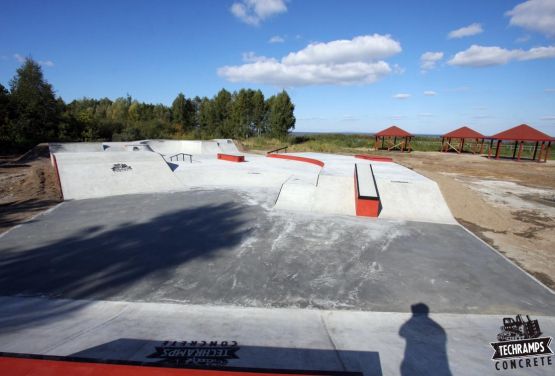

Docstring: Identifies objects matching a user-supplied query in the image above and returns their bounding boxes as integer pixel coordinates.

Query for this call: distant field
[241,134,553,159]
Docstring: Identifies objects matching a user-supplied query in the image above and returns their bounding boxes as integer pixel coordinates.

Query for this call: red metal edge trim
[266,154,324,167]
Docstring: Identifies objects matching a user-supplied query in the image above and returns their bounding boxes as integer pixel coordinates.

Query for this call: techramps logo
[490,314,553,371]
[148,340,240,367]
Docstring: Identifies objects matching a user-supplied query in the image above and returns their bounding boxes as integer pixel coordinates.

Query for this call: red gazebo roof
[443,126,485,139]
[490,124,553,142]
[375,126,412,137]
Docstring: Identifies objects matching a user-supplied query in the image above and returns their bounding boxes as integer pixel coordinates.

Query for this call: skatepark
[0,140,553,375]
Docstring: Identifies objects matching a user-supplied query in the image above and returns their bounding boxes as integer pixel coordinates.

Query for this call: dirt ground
[0,144,62,234]
[1,145,554,291]
[388,151,555,290]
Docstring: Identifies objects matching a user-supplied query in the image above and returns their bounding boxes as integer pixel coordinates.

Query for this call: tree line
[0,58,296,152]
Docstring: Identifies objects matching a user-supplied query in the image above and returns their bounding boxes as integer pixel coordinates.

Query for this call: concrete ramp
[49,142,104,153]
[214,139,239,153]
[144,140,203,155]
[53,152,182,200]
[274,175,355,216]
[377,179,456,224]
[200,140,221,154]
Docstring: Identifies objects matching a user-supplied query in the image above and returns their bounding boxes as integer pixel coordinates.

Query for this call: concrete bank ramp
[213,138,239,153]
[377,179,456,224]
[141,139,238,156]
[274,175,355,216]
[49,142,104,153]
[54,152,182,200]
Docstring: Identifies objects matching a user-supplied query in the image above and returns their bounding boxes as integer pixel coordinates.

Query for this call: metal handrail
[267,146,288,154]
[169,153,192,163]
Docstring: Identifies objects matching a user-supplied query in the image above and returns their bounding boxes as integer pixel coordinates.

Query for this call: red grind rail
[354,155,393,162]
[0,356,350,376]
[266,154,324,167]
[217,153,245,162]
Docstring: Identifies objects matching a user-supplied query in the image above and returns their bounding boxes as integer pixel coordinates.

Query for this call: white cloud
[393,93,411,100]
[39,60,54,67]
[545,88,555,92]
[282,34,401,65]
[13,53,25,63]
[506,0,555,38]
[540,116,555,120]
[218,34,402,86]
[391,115,407,119]
[423,91,437,96]
[448,23,484,39]
[448,44,555,67]
[230,0,287,26]
[418,113,434,117]
[269,35,285,43]
[420,51,443,72]
[13,53,54,67]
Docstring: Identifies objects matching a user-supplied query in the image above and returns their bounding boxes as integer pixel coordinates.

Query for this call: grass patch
[240,134,554,159]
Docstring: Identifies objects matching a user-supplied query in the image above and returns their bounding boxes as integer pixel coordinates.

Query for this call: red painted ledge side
[217,153,245,162]
[355,155,393,162]
[266,154,324,167]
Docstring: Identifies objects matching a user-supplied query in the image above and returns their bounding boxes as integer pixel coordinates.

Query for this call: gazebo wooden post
[381,136,385,149]
[488,139,494,158]
[512,141,518,159]
[538,142,545,162]
[517,141,524,161]
[440,137,444,152]
[532,141,539,161]
[460,138,465,153]
[545,141,551,162]
[495,140,502,159]
[479,139,485,154]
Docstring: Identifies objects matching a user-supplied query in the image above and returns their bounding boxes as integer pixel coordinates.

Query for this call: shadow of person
[399,303,452,376]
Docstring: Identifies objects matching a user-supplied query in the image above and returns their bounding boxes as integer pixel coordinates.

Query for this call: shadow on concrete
[399,303,452,376]
[67,338,382,375]
[0,199,60,233]
[0,201,250,330]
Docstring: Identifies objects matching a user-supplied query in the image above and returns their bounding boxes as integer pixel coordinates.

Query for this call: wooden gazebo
[441,126,485,154]
[487,124,553,162]
[374,126,412,152]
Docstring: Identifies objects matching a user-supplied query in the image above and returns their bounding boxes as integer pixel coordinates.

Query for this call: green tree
[8,58,61,147]
[211,89,233,137]
[266,90,295,139]
[0,84,10,147]
[251,90,266,136]
[231,89,254,138]
[171,92,195,133]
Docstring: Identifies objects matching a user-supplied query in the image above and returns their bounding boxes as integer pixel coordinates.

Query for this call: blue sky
[1,0,554,135]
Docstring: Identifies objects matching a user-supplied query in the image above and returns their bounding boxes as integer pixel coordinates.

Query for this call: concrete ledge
[217,154,245,163]
[266,154,324,167]
[354,164,381,217]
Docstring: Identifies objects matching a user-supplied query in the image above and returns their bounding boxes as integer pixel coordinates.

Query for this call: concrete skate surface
[0,190,551,314]
[2,143,553,375]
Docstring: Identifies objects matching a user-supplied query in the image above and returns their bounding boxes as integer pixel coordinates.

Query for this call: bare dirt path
[0,144,62,234]
[388,151,555,290]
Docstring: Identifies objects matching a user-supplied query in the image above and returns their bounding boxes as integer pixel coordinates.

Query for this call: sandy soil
[388,151,555,290]
[0,144,62,234]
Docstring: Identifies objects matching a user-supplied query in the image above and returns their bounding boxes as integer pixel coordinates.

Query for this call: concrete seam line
[0,202,64,239]
[456,223,554,295]
[42,304,132,353]
[319,312,347,371]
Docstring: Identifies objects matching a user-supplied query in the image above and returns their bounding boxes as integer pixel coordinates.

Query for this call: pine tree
[9,58,61,146]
